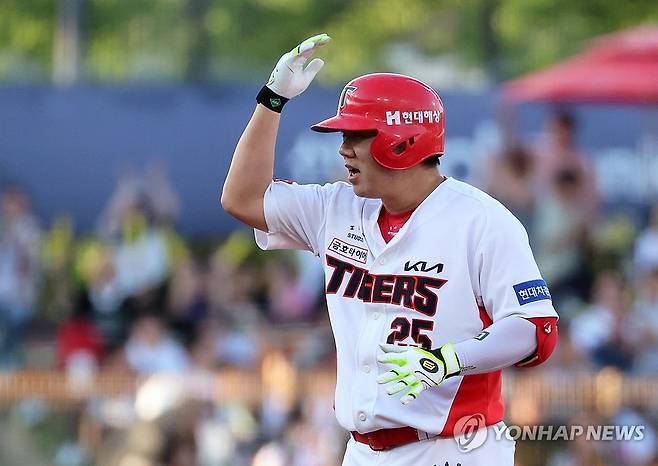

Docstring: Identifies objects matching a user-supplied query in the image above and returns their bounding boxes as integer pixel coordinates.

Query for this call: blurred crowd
[0,162,339,466]
[485,112,658,377]
[484,111,658,466]
[0,111,657,466]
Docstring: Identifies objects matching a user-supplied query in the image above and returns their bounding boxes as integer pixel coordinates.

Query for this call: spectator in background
[628,267,658,375]
[484,143,536,230]
[205,251,263,368]
[167,257,209,344]
[124,312,188,374]
[111,195,170,298]
[211,315,261,368]
[97,169,143,242]
[81,235,166,349]
[531,111,599,305]
[0,185,42,369]
[89,170,175,345]
[96,165,178,300]
[86,245,127,346]
[533,168,593,302]
[532,110,599,220]
[208,254,264,330]
[265,258,315,324]
[183,324,219,401]
[634,202,658,275]
[144,161,181,227]
[570,270,635,371]
[40,215,76,321]
[97,162,181,240]
[56,292,104,369]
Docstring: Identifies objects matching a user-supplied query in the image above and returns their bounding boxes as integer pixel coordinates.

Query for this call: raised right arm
[221,34,331,231]
[221,106,280,231]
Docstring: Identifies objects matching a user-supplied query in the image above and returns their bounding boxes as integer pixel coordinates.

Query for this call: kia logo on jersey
[404,260,444,274]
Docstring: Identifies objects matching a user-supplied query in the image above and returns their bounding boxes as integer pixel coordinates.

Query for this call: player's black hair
[422,154,442,167]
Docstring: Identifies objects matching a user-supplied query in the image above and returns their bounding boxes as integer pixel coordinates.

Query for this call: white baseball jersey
[255,177,557,436]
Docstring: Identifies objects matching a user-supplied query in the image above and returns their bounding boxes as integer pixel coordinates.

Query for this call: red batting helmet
[311,73,445,170]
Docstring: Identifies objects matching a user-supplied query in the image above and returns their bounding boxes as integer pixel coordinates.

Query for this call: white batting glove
[377,343,461,405]
[266,33,331,99]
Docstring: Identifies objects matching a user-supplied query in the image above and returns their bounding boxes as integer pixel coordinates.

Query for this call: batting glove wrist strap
[430,343,461,379]
[256,85,289,113]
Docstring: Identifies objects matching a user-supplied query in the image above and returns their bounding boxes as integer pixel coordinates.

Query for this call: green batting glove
[266,33,331,99]
[377,343,461,405]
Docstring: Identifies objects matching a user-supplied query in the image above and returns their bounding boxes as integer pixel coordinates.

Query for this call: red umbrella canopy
[503,25,658,105]
[588,25,658,61]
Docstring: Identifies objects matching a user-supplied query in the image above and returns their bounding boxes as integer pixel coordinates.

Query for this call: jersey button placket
[353,299,384,431]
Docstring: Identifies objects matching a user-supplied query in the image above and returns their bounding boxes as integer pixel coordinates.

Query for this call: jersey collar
[362,177,454,256]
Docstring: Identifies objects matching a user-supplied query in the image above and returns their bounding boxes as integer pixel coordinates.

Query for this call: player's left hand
[377,343,461,405]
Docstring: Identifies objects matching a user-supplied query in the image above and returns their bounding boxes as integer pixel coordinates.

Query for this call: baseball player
[222,34,559,466]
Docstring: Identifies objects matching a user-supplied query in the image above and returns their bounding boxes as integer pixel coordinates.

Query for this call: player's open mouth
[346,164,360,181]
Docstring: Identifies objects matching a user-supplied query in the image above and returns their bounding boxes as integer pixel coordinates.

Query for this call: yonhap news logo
[452,415,646,452]
[453,414,487,452]
[495,424,645,442]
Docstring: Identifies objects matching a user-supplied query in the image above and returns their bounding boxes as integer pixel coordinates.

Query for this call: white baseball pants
[341,422,515,466]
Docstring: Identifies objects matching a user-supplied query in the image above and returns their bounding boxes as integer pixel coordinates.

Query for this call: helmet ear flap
[391,137,417,155]
[371,128,425,169]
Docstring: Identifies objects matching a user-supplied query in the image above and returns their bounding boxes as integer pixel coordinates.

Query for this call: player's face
[340,130,394,198]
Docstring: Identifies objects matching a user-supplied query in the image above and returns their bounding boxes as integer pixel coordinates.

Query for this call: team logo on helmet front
[338,85,357,110]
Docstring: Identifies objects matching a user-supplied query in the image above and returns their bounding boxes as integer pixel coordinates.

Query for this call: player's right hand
[377,343,461,405]
[266,33,331,99]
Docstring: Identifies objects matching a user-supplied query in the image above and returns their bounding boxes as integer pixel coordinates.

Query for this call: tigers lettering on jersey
[325,255,447,316]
